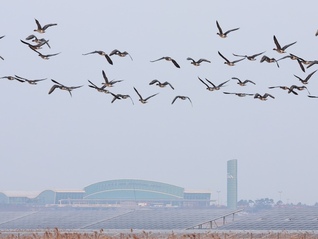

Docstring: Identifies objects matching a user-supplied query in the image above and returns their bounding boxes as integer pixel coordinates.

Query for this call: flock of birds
[1,19,318,106]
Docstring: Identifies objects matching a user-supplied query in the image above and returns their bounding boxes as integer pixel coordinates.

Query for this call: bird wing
[198,58,211,63]
[218,79,230,87]
[51,79,64,86]
[171,59,180,68]
[48,84,60,94]
[133,87,143,100]
[102,70,109,84]
[264,93,275,99]
[296,59,305,73]
[244,80,256,85]
[109,49,119,56]
[232,57,245,64]
[34,19,42,30]
[25,35,36,40]
[273,35,281,49]
[186,57,195,62]
[198,77,210,88]
[149,79,159,85]
[46,52,61,57]
[164,81,174,90]
[150,57,165,62]
[216,21,223,34]
[171,96,179,104]
[282,41,297,51]
[218,51,229,63]
[231,77,242,83]
[205,78,216,88]
[305,70,317,82]
[104,54,113,65]
[144,93,158,101]
[224,27,239,35]
[42,23,57,30]
[251,51,266,58]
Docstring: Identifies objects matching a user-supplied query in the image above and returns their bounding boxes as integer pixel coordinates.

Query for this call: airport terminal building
[0,179,212,207]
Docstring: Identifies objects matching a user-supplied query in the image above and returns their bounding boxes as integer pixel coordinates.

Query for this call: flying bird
[288,85,310,94]
[232,51,265,61]
[0,75,24,83]
[218,51,244,66]
[34,19,57,33]
[110,93,134,105]
[223,92,254,97]
[186,57,211,66]
[25,35,51,48]
[171,95,192,106]
[268,86,298,95]
[20,39,49,50]
[216,20,239,38]
[293,70,317,84]
[48,79,83,97]
[260,55,280,68]
[149,79,174,90]
[0,35,5,39]
[198,77,229,91]
[32,49,61,60]
[231,77,256,86]
[273,35,296,53]
[101,70,123,87]
[82,51,113,65]
[87,80,109,93]
[133,87,158,104]
[254,93,275,100]
[14,75,47,85]
[109,49,133,61]
[150,56,180,68]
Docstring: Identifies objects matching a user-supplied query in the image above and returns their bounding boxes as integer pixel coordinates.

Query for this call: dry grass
[0,229,317,239]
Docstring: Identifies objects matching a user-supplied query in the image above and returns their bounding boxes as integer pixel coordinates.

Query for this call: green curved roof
[84,179,184,200]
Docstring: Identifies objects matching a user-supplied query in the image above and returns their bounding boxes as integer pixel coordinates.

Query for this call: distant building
[0,179,211,208]
[227,159,238,209]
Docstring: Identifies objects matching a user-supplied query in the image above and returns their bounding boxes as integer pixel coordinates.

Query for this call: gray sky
[1,1,318,205]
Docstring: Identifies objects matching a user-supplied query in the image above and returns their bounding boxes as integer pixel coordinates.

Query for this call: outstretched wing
[48,84,59,95]
[150,57,165,63]
[149,79,159,85]
[218,51,229,63]
[273,35,281,50]
[133,87,143,100]
[144,93,159,101]
[216,21,223,34]
[224,27,239,35]
[171,59,180,68]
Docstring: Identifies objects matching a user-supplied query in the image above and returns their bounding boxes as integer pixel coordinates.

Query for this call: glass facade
[227,159,238,209]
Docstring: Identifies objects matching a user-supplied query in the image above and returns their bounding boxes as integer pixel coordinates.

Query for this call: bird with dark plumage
[101,70,123,87]
[109,49,133,61]
[288,85,310,95]
[149,79,174,90]
[110,93,134,105]
[33,19,57,33]
[83,51,113,65]
[223,92,254,97]
[293,70,317,85]
[32,49,61,60]
[171,95,192,106]
[20,39,49,51]
[218,51,244,66]
[231,77,256,86]
[268,86,298,95]
[232,51,265,61]
[186,57,211,66]
[198,77,229,91]
[0,75,24,83]
[150,56,180,68]
[48,79,83,97]
[254,93,275,100]
[15,75,47,85]
[216,20,239,38]
[133,87,158,104]
[260,55,280,68]
[273,35,296,53]
[87,80,109,94]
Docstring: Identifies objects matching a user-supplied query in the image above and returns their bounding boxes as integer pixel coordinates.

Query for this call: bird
[0,55,3,60]
[109,49,133,60]
[14,75,47,85]
[198,77,229,91]
[260,55,280,68]
[150,56,180,68]
[171,95,192,106]
[277,54,305,72]
[25,35,51,48]
[20,39,49,50]
[48,79,83,97]
[218,51,244,66]
[186,57,211,66]
[231,77,256,86]
[293,70,317,84]
[268,86,298,95]
[87,80,109,93]
[101,70,123,87]
[110,93,134,105]
[32,49,61,60]
[149,79,174,90]
[0,35,5,39]
[288,85,310,95]
[308,95,318,98]
[82,51,113,65]
[273,35,296,53]
[306,60,318,69]
[33,19,57,33]
[223,92,254,97]
[0,75,24,83]
[133,87,158,104]
[232,51,265,61]
[216,20,239,38]
[254,93,275,100]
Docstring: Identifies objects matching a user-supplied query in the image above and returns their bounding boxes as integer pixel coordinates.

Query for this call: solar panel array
[219,207,318,231]
[0,207,317,231]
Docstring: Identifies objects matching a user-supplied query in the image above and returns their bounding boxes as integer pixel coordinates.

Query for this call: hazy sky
[1,1,318,205]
